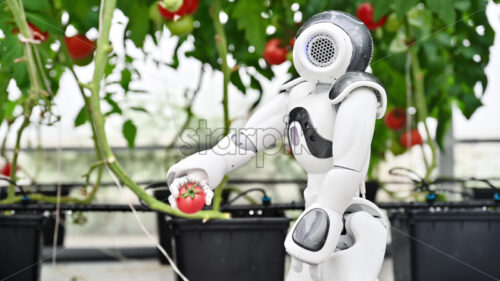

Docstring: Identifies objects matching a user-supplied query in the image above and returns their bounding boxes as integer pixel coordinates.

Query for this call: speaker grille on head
[306,34,337,67]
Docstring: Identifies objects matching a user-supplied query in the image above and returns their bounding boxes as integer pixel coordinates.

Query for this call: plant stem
[5,0,45,200]
[211,175,228,211]
[0,122,12,160]
[86,0,229,220]
[68,66,104,194]
[209,0,232,209]
[211,0,231,136]
[409,48,437,180]
[7,117,30,199]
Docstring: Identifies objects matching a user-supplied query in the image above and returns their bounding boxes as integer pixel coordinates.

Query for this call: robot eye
[306,34,337,68]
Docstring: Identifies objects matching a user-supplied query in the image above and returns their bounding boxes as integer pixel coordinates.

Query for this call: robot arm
[285,75,385,274]
[166,90,290,208]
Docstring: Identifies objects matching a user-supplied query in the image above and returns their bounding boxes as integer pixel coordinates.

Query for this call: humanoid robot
[166,11,388,281]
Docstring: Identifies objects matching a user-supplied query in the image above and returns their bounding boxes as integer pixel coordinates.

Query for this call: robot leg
[322,211,387,281]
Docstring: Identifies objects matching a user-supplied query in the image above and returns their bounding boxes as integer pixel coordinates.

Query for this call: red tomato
[65,35,95,66]
[12,22,49,42]
[263,39,288,65]
[1,163,19,178]
[289,38,295,48]
[158,0,199,20]
[356,3,387,30]
[384,108,406,130]
[400,129,423,148]
[177,182,206,214]
[1,164,12,177]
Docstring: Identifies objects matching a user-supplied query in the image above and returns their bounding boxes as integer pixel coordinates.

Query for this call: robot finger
[168,194,178,209]
[201,184,214,206]
[309,264,320,281]
[168,176,189,198]
[291,257,303,273]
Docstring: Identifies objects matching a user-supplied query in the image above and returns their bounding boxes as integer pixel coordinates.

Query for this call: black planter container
[471,188,497,200]
[365,180,380,202]
[39,189,69,247]
[154,189,174,264]
[390,209,500,281]
[42,212,65,246]
[171,217,290,281]
[0,214,44,281]
[0,188,68,247]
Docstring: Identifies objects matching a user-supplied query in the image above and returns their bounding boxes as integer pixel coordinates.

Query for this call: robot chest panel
[287,84,337,173]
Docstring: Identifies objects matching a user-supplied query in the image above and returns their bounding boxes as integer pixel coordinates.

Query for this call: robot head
[293,11,373,84]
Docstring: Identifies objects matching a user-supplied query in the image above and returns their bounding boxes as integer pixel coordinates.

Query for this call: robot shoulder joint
[329,72,387,118]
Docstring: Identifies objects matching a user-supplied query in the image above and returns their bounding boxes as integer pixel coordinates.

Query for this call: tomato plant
[177,183,206,214]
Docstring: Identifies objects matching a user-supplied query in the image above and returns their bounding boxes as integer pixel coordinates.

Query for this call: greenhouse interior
[1,0,500,280]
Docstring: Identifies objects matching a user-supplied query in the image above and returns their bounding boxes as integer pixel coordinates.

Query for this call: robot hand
[167,172,214,209]
[285,202,344,280]
[165,150,227,209]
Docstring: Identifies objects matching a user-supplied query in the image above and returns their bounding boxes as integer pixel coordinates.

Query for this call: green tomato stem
[409,48,437,180]
[5,0,45,201]
[210,0,231,136]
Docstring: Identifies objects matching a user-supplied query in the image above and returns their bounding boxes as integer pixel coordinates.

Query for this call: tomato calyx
[179,183,201,199]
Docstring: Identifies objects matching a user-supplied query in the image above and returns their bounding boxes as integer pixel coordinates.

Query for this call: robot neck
[314,82,334,94]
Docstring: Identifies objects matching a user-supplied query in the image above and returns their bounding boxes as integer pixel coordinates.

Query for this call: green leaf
[230,70,246,94]
[372,0,392,21]
[435,103,452,150]
[169,37,187,69]
[74,105,88,127]
[232,1,268,54]
[22,0,50,12]
[121,69,132,93]
[394,0,418,18]
[424,0,456,26]
[454,0,471,11]
[61,0,100,32]
[130,106,148,113]
[249,75,263,110]
[125,2,150,47]
[122,119,137,148]
[104,94,122,116]
[105,59,117,78]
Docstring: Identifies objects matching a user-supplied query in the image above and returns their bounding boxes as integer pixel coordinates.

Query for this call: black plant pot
[471,188,497,200]
[0,188,68,247]
[0,214,44,281]
[154,189,175,264]
[154,188,291,279]
[390,209,500,281]
[171,216,290,281]
[365,180,380,202]
[37,189,69,247]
